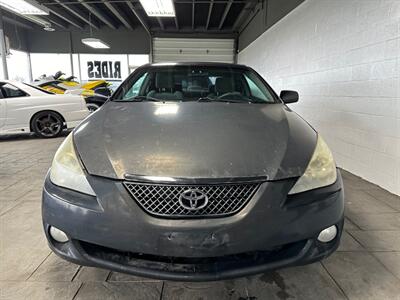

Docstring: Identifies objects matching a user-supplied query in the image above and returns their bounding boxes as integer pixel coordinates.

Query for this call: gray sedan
[42,62,344,281]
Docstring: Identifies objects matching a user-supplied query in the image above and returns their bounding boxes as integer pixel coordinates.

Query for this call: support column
[0,8,9,80]
[27,52,33,81]
[69,32,74,76]
[77,53,81,81]
[126,54,130,74]
[70,52,74,76]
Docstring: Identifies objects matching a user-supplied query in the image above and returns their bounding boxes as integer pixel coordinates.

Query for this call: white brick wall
[238,0,400,195]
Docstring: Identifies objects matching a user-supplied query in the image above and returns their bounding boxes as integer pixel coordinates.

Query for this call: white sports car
[0,80,90,138]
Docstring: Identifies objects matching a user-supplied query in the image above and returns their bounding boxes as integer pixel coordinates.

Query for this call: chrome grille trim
[123,181,262,218]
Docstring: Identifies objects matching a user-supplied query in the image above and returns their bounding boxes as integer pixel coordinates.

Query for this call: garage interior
[0,0,399,299]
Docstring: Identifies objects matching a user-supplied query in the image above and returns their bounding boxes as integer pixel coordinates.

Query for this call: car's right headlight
[288,135,337,195]
[50,133,95,196]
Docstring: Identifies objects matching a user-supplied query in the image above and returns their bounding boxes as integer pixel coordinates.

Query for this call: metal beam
[238,1,261,34]
[44,6,83,29]
[173,1,179,29]
[191,0,195,29]
[54,0,99,29]
[218,0,232,30]
[126,1,151,34]
[47,19,67,29]
[205,0,213,30]
[103,1,132,30]
[157,17,164,30]
[78,0,117,29]
[174,16,179,29]
[153,27,236,35]
[45,15,68,29]
[232,1,256,31]
[126,1,152,62]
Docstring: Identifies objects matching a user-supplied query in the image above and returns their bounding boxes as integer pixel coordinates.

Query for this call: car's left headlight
[288,135,337,195]
[50,133,95,196]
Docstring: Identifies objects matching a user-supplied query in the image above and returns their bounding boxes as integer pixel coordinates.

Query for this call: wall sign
[87,61,121,79]
[79,54,128,84]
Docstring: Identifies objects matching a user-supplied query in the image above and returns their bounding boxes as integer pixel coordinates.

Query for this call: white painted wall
[238,0,400,195]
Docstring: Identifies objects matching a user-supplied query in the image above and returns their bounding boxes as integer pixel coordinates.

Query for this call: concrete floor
[0,133,399,300]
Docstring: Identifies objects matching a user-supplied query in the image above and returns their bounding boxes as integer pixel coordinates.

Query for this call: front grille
[123,181,261,218]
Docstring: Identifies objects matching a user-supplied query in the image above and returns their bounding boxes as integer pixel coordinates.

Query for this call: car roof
[0,80,48,96]
[0,79,18,85]
[0,80,26,90]
[142,62,250,69]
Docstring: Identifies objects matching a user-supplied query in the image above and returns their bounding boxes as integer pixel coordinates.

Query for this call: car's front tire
[31,111,64,138]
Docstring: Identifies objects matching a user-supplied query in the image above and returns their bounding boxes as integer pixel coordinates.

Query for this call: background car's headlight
[288,135,337,195]
[50,133,95,196]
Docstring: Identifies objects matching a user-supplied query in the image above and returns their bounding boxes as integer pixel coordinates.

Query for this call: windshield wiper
[197,96,215,102]
[115,96,162,102]
[197,97,248,103]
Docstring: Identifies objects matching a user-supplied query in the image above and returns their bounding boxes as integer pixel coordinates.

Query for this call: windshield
[113,66,277,103]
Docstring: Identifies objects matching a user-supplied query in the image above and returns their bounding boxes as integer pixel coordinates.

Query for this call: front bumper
[42,171,344,281]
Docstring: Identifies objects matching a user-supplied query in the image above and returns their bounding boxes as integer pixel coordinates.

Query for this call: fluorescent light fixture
[23,15,51,27]
[0,0,49,15]
[139,0,175,17]
[81,38,110,49]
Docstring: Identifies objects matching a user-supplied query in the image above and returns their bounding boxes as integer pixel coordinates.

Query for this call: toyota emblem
[179,189,208,211]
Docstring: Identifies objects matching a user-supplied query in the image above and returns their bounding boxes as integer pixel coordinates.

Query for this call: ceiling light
[0,0,49,15]
[81,38,110,49]
[139,0,175,17]
[43,26,55,32]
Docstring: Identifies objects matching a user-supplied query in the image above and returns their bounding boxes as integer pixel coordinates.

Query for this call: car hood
[73,101,317,181]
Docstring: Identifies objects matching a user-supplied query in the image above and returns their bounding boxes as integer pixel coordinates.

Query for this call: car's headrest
[190,77,208,87]
[187,76,209,92]
[215,77,234,95]
[155,73,173,90]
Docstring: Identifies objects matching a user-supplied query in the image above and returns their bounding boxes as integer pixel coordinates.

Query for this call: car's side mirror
[95,87,112,97]
[280,90,299,104]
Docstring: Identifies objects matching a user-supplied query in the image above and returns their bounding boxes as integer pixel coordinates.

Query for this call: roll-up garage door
[152,38,235,63]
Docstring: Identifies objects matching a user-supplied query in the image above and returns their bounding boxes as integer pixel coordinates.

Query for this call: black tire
[31,111,64,138]
[86,103,100,113]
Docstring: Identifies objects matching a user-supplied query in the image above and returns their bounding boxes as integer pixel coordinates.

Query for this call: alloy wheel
[34,113,63,138]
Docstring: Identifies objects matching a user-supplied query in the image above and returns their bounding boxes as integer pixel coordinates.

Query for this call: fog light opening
[317,225,337,243]
[49,226,69,243]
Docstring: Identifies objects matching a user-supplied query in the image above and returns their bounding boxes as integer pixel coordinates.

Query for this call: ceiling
[2,0,260,35]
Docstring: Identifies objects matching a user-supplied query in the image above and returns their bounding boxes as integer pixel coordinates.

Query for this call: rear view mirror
[280,90,299,104]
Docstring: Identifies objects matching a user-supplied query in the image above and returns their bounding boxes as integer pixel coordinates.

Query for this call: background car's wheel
[31,111,64,138]
[86,103,100,113]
